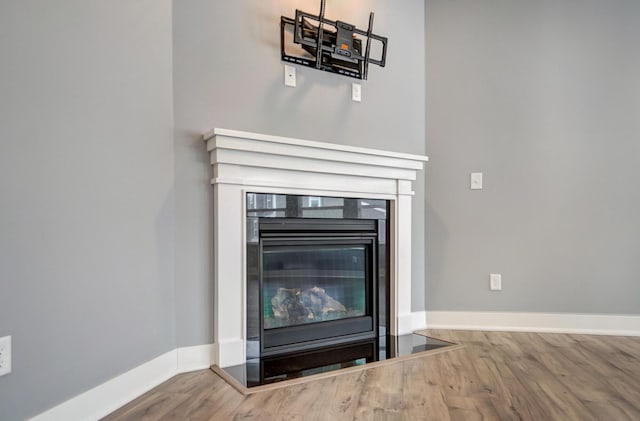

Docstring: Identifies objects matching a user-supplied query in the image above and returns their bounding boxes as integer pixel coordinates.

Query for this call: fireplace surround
[204,129,428,368]
[246,196,388,358]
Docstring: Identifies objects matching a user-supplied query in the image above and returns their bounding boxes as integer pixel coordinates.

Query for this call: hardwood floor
[103,330,640,420]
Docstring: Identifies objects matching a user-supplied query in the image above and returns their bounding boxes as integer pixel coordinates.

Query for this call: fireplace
[204,128,427,368]
[260,220,377,353]
[246,194,389,358]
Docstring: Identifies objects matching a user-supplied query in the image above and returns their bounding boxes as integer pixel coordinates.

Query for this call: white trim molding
[31,344,215,421]
[177,344,216,373]
[425,311,640,336]
[30,310,640,420]
[411,310,428,331]
[204,128,428,368]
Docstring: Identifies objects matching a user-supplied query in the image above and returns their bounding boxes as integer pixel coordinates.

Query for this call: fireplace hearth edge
[216,333,458,391]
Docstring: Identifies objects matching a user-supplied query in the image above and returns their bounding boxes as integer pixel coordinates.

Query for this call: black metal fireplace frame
[258,218,379,357]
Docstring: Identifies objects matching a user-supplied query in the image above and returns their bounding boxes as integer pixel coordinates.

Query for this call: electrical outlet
[490,274,502,291]
[0,336,11,376]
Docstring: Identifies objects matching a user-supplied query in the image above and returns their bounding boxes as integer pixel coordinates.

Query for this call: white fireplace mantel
[204,128,428,368]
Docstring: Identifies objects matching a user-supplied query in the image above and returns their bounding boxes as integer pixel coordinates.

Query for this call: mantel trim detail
[204,129,427,368]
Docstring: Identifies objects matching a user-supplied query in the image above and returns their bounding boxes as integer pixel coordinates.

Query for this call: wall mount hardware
[280,0,388,80]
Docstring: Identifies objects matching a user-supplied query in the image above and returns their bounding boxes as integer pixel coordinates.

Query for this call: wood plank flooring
[103,330,640,420]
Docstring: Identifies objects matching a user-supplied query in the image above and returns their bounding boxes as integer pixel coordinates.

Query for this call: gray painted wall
[5,0,638,418]
[0,2,175,420]
[172,0,427,346]
[425,0,640,313]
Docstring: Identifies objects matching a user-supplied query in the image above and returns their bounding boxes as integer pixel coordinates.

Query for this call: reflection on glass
[247,193,386,220]
[307,196,322,207]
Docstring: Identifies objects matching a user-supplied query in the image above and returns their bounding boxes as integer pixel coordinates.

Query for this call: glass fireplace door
[259,235,377,355]
[262,244,367,330]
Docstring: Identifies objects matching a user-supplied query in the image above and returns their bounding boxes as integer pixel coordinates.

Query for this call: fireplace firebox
[260,218,377,355]
[246,193,389,359]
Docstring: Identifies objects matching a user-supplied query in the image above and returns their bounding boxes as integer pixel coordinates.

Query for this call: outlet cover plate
[0,336,11,376]
[284,64,296,87]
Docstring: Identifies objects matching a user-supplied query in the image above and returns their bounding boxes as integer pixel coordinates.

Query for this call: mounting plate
[280,0,388,80]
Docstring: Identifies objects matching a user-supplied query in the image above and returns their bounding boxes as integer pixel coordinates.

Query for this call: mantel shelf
[204,128,428,164]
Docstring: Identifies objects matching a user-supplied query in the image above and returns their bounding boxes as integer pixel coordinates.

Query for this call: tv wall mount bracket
[280,0,388,80]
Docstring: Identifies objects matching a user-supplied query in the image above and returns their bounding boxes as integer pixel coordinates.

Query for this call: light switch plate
[284,64,296,87]
[490,274,502,291]
[471,172,483,190]
[352,83,361,102]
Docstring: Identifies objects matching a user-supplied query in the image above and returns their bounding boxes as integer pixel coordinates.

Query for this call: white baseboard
[423,311,640,336]
[32,311,640,420]
[31,344,215,421]
[177,344,216,373]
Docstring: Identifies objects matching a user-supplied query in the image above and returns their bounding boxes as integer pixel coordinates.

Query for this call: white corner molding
[425,311,640,336]
[31,344,215,421]
[204,128,428,368]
